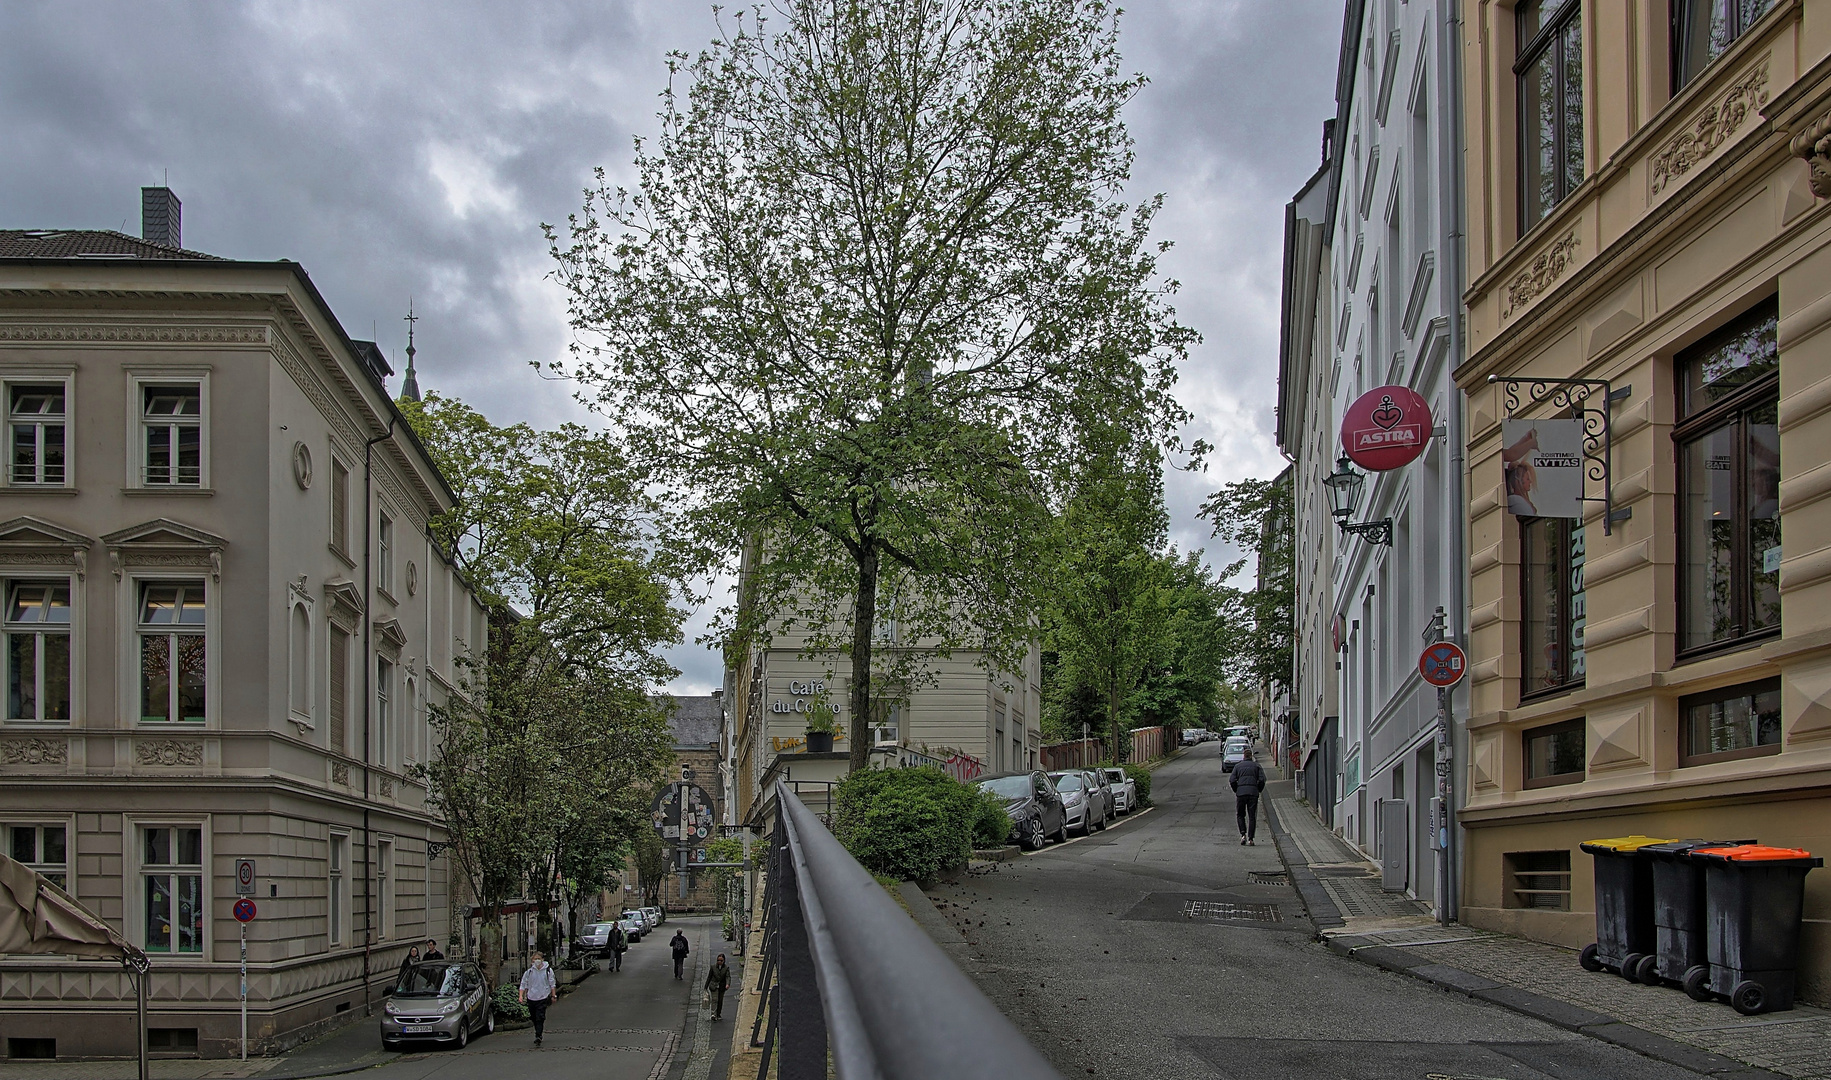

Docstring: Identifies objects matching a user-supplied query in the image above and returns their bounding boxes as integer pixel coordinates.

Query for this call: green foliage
[491,985,529,1022]
[802,706,840,735]
[1122,763,1152,808]
[547,0,1200,771]
[970,786,1014,849]
[703,836,747,926]
[632,829,670,908]
[1199,471,1295,696]
[832,767,978,882]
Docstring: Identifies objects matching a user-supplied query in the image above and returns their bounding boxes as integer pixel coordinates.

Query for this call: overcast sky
[0,1,1342,694]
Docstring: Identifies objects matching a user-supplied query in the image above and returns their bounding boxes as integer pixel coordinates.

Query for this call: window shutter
[330,627,348,755]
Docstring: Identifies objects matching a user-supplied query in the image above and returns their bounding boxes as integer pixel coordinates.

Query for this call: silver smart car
[380,960,494,1051]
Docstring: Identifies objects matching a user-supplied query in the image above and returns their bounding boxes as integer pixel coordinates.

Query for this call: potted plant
[804,705,840,753]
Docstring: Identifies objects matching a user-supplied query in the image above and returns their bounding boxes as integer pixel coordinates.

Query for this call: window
[8,385,66,486]
[377,837,395,940]
[140,384,201,486]
[1677,301,1780,655]
[1682,678,1781,765]
[328,832,347,946]
[1674,0,1775,91]
[5,582,70,722]
[289,604,312,721]
[330,459,350,557]
[142,826,202,954]
[1522,519,1585,696]
[9,824,67,889]
[1505,850,1572,909]
[377,512,394,596]
[1523,718,1586,788]
[1517,0,1584,230]
[138,581,205,723]
[376,656,393,767]
[329,626,349,755]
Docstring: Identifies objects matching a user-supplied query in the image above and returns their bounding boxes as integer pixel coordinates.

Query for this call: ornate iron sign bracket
[1487,375,1634,536]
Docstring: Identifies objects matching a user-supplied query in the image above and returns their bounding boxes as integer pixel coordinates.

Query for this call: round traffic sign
[1341,385,1432,472]
[1419,641,1467,687]
[233,897,257,923]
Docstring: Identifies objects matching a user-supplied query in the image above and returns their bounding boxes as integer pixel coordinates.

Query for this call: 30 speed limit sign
[234,859,257,896]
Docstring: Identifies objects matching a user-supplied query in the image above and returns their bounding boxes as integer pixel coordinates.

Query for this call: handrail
[760,779,1064,1080]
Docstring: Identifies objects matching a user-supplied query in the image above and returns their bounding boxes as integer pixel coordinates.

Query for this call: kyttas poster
[1502,418,1584,518]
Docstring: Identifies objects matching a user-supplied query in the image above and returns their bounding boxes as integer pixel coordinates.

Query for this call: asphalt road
[347,916,728,1080]
[922,743,1708,1080]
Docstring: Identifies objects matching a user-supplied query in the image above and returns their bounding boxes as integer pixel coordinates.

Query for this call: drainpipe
[361,416,398,1010]
[1441,0,1468,926]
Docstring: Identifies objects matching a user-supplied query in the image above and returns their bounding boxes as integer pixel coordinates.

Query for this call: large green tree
[548,0,1197,769]
[1200,472,1295,698]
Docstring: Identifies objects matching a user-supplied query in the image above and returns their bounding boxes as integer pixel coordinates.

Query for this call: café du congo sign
[1341,386,1432,472]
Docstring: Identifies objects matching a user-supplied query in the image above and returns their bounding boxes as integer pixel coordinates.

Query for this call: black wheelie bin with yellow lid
[1578,835,1671,980]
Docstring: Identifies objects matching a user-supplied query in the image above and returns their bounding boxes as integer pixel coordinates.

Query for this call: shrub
[970,786,1013,848]
[491,985,529,1022]
[832,766,976,882]
[1123,763,1152,807]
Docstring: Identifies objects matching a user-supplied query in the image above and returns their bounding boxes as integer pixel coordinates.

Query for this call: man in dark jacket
[1230,747,1266,846]
[670,929,690,979]
[608,924,627,971]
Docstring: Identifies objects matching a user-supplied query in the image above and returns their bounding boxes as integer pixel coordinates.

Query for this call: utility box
[1382,799,1409,891]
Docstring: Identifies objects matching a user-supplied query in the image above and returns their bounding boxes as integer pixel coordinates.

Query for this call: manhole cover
[1181,900,1281,923]
[1248,871,1289,886]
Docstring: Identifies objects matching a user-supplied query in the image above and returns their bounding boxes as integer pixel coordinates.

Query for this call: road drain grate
[1248,871,1289,886]
[1181,900,1281,923]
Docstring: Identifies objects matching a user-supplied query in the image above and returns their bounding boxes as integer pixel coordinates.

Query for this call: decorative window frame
[123,814,211,962]
[0,367,76,493]
[286,582,316,734]
[0,517,90,727]
[1,812,77,893]
[123,367,212,494]
[375,503,398,604]
[327,827,350,948]
[327,437,355,568]
[323,579,363,758]
[103,520,225,728]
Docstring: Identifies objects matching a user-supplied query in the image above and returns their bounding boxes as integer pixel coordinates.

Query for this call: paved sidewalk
[1266,772,1830,1079]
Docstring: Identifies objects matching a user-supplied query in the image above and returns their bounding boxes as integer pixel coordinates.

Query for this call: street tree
[548,0,1198,769]
[1199,473,1295,698]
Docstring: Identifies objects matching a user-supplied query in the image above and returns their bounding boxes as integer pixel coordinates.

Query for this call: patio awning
[0,852,141,962]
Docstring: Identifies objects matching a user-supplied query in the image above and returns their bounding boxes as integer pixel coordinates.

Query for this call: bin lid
[1692,844,1823,868]
[1642,839,1755,857]
[1579,835,1674,854]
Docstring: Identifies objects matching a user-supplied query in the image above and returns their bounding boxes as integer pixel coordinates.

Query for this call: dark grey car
[380,960,493,1051]
[977,771,1067,850]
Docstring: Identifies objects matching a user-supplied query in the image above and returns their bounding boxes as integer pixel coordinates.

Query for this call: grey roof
[657,695,723,749]
[0,229,223,261]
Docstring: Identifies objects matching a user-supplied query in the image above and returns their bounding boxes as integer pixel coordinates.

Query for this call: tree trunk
[479,915,503,989]
[848,546,879,773]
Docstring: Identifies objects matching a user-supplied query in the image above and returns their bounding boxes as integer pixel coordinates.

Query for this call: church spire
[401,300,421,402]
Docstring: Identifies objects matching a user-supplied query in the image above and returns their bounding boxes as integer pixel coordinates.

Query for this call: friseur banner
[1502,418,1584,518]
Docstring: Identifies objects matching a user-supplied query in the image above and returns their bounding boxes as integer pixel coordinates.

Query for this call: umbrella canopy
[0,851,141,961]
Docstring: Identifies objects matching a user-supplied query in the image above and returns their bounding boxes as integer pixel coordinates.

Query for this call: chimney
[141,187,182,249]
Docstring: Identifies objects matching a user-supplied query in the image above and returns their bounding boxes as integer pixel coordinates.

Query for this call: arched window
[289,603,312,720]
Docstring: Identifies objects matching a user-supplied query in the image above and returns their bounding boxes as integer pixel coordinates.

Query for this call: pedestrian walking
[519,950,558,1046]
[421,938,444,961]
[608,923,627,971]
[705,954,731,1020]
[1231,746,1266,846]
[670,929,690,980]
[394,944,419,988]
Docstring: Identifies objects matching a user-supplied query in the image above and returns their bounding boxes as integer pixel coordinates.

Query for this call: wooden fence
[1039,727,1171,770]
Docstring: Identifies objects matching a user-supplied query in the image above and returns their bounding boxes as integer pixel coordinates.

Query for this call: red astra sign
[1341,385,1431,472]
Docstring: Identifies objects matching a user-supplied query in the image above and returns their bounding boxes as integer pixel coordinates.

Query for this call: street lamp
[1322,455,1393,546]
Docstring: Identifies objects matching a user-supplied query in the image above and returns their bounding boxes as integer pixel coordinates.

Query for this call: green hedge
[491,985,529,1022]
[970,786,1013,848]
[833,766,984,882]
[1122,762,1152,807]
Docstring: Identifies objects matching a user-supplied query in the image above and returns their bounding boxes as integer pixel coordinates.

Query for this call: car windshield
[1103,770,1124,781]
[979,775,1034,798]
[584,923,611,934]
[394,962,462,998]
[1051,773,1084,791]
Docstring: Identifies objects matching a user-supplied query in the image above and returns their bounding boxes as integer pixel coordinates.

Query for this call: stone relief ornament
[135,739,204,766]
[332,761,350,786]
[405,560,417,597]
[292,441,313,490]
[1650,57,1770,197]
[1790,103,1831,199]
[1504,231,1580,317]
[0,738,67,765]
[378,777,394,798]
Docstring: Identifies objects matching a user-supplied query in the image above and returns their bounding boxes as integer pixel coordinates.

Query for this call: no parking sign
[1419,641,1467,687]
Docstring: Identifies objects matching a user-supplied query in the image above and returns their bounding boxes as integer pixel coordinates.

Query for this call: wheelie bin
[1641,839,1752,986]
[1578,836,1672,980]
[1688,844,1822,1014]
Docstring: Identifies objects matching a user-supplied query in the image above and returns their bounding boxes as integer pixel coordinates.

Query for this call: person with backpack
[518,951,558,1046]
[1231,746,1266,846]
[670,929,690,980]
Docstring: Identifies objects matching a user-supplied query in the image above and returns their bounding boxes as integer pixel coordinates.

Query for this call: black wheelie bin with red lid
[1690,844,1822,1014]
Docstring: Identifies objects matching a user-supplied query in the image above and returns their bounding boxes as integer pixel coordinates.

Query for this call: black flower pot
[805,731,835,754]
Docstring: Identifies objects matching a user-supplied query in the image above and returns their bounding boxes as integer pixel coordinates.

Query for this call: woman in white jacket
[518,951,558,1046]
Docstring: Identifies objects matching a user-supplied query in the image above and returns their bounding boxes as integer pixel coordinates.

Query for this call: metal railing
[749,780,1064,1080]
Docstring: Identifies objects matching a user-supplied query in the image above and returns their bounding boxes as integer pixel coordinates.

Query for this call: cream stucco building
[1455,0,1831,998]
[0,197,482,1057]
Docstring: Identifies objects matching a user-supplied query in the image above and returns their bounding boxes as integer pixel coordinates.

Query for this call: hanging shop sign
[1501,418,1585,518]
[1340,385,1431,471]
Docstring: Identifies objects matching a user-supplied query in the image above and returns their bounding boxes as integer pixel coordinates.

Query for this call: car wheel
[383,1039,403,1053]
[454,1019,469,1050]
[1051,817,1069,843]
[1024,816,1044,851]
[482,1006,495,1036]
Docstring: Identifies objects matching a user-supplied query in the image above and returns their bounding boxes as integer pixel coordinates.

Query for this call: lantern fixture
[1322,456,1392,546]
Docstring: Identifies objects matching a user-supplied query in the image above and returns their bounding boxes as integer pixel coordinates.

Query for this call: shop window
[142,826,203,954]
[5,581,71,722]
[1517,0,1584,230]
[1505,850,1572,910]
[1676,300,1779,656]
[1523,718,1585,788]
[1522,518,1585,697]
[1681,677,1781,766]
[1673,0,1775,92]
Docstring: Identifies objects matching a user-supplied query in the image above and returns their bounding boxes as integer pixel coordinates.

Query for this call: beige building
[0,197,482,1058]
[1456,0,1831,998]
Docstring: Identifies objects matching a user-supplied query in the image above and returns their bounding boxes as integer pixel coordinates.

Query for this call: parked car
[977,771,1066,850]
[574,921,615,957]
[1181,728,1206,746]
[1222,736,1249,772]
[1049,770,1108,835]
[641,905,664,929]
[1224,725,1252,743]
[381,960,493,1051]
[617,914,645,943]
[1082,768,1116,823]
[1100,767,1137,813]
